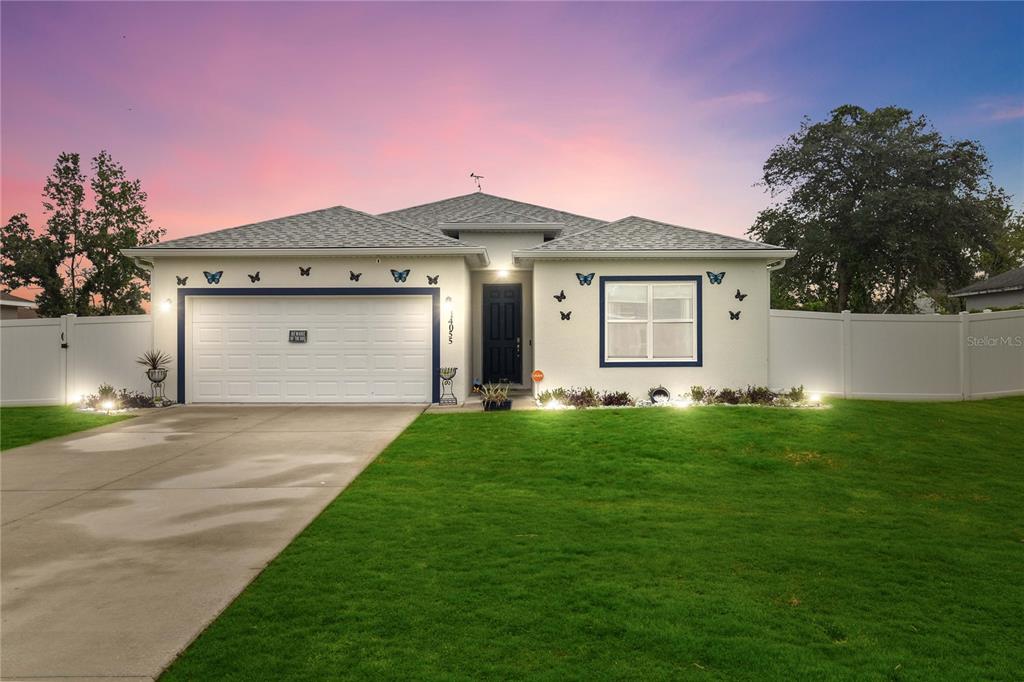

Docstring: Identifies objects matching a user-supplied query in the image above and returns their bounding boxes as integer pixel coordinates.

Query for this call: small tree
[749,105,1013,313]
[0,151,164,316]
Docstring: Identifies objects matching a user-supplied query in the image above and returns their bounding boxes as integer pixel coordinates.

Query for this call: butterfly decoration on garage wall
[560,311,572,320]
[707,271,725,285]
[175,275,188,286]
[391,269,410,283]
[553,289,567,302]
[299,266,312,277]
[735,289,747,301]
[203,270,223,285]
[350,271,362,282]
[427,274,439,285]
[729,310,741,320]
[576,272,595,286]
[248,272,260,283]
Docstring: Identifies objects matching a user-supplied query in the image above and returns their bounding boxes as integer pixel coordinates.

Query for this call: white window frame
[601,277,701,366]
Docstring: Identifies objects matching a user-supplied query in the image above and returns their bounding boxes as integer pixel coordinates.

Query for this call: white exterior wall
[768,309,1024,400]
[532,258,772,398]
[148,255,473,402]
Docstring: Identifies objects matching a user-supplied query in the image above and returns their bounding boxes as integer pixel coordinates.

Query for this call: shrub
[600,390,633,407]
[536,387,568,405]
[689,385,706,403]
[700,387,718,405]
[785,385,806,402]
[716,387,741,405]
[743,385,778,405]
[83,385,168,409]
[564,386,600,409]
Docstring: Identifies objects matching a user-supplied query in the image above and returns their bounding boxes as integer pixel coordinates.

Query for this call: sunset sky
[2,1,1022,244]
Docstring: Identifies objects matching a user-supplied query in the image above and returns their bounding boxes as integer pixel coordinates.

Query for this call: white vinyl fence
[769,309,1024,400]
[2,310,1022,406]
[1,314,153,406]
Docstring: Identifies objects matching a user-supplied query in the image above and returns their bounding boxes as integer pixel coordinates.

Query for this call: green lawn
[162,399,1024,681]
[0,405,134,450]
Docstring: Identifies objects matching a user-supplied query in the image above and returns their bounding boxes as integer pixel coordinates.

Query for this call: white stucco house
[123,192,795,404]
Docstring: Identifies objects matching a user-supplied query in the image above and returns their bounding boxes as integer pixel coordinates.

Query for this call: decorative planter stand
[147,368,168,401]
[439,367,458,406]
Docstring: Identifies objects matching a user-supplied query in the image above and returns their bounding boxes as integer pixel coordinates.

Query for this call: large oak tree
[749,105,1015,313]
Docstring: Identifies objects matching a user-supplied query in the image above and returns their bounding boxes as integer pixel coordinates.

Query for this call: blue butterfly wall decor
[349,271,362,281]
[427,275,439,285]
[576,272,595,286]
[299,266,311,277]
[729,310,741,320]
[391,269,410,283]
[560,311,572,320]
[706,271,725,285]
[248,272,260,283]
[203,270,223,285]
[175,275,188,286]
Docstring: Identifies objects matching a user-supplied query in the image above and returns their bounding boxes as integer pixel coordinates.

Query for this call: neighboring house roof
[1,292,36,307]
[951,265,1024,297]
[139,204,470,250]
[380,192,606,234]
[524,215,788,253]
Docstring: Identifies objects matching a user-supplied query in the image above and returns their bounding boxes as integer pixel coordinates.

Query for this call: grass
[162,399,1024,681]
[0,405,134,450]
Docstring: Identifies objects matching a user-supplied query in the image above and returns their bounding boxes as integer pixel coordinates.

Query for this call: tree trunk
[836,260,851,311]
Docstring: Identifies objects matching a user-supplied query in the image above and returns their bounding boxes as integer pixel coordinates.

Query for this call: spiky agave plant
[136,350,172,370]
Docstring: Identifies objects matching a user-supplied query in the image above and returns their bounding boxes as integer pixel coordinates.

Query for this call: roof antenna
[469,172,484,192]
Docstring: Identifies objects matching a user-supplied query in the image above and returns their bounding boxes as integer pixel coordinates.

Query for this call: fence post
[841,310,852,398]
[59,314,76,404]
[958,311,970,400]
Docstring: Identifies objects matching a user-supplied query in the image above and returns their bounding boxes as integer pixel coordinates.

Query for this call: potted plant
[480,382,512,411]
[137,350,172,398]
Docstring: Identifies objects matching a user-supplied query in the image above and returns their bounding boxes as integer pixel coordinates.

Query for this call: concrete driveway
[1,404,424,681]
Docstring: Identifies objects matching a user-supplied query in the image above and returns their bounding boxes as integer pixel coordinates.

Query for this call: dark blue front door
[482,283,522,384]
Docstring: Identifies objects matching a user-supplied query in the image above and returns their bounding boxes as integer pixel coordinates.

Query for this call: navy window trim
[176,287,441,404]
[598,275,703,368]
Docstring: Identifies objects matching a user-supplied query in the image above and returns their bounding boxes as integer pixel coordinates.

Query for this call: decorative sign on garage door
[288,330,308,343]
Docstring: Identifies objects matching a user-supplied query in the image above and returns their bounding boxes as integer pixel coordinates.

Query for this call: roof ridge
[380,191,607,226]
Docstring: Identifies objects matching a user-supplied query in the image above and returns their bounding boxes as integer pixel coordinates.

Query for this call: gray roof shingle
[526,216,786,252]
[952,265,1024,296]
[148,204,467,250]
[451,209,549,224]
[380,192,606,234]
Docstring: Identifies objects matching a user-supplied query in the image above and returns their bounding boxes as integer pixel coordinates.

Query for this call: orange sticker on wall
[531,370,544,382]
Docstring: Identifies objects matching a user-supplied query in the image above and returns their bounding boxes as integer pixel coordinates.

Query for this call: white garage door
[189,296,432,403]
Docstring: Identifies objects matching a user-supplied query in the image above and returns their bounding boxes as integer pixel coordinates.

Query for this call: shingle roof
[1,292,35,305]
[452,209,549,224]
[527,216,786,252]
[379,192,605,234]
[148,204,466,249]
[952,265,1024,296]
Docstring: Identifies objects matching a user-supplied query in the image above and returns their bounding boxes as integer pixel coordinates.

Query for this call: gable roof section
[951,265,1024,297]
[524,215,788,253]
[138,204,468,250]
[379,192,606,234]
